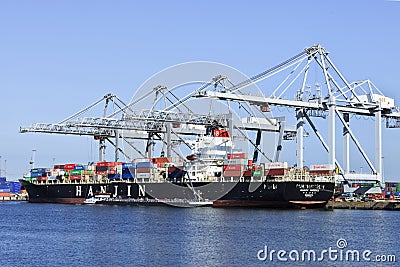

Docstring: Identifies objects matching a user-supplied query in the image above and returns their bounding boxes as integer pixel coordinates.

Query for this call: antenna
[30,149,36,170]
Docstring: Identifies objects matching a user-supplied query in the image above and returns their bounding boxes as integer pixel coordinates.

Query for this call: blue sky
[0,0,399,181]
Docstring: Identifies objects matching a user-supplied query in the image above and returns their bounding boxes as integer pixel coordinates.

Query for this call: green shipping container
[252,170,262,177]
[396,184,400,192]
[69,170,84,175]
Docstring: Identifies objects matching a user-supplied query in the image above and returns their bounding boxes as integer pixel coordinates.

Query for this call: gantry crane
[20,44,400,185]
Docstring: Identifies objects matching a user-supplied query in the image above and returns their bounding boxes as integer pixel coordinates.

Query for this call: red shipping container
[53,164,65,170]
[37,176,47,182]
[223,170,241,177]
[242,170,252,177]
[223,165,242,171]
[70,175,81,181]
[65,163,78,170]
[97,162,123,167]
[227,153,246,159]
[265,169,285,176]
[0,192,11,197]
[136,167,151,173]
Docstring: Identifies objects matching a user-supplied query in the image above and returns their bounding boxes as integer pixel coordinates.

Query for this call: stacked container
[264,162,288,176]
[136,161,154,179]
[0,177,10,197]
[9,181,21,194]
[95,162,123,180]
[309,164,334,176]
[121,163,135,179]
[30,168,48,181]
[223,153,247,178]
[167,166,184,179]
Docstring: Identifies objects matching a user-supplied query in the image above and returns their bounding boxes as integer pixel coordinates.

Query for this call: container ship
[21,128,335,208]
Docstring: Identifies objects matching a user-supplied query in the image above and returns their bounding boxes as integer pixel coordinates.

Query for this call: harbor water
[0,202,398,266]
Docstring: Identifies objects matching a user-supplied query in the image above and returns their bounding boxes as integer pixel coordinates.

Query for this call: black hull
[20,180,334,208]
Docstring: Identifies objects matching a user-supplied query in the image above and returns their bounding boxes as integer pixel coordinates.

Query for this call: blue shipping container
[122,168,135,174]
[122,173,134,179]
[0,177,6,183]
[10,188,21,194]
[31,168,47,173]
[107,174,120,179]
[0,189,10,193]
[30,172,46,178]
[0,185,9,189]
[74,165,85,170]
[122,162,136,168]
[136,162,153,168]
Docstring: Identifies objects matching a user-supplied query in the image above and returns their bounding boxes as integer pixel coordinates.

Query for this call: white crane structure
[195,45,400,185]
[20,45,400,186]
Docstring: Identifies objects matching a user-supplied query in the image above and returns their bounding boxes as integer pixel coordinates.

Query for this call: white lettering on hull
[127,185,131,197]
[138,184,145,197]
[76,186,82,197]
[100,186,107,193]
[113,185,118,197]
[88,186,93,197]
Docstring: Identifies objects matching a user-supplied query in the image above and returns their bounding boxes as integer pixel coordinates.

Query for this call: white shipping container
[310,164,334,171]
[266,162,288,169]
[137,173,151,179]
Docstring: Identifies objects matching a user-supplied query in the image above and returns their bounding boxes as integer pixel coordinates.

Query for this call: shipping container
[122,162,136,168]
[265,169,285,176]
[64,164,78,170]
[122,173,134,179]
[95,166,110,172]
[309,164,334,171]
[37,177,47,182]
[30,172,47,178]
[136,161,154,168]
[242,170,252,177]
[136,167,152,173]
[0,184,9,189]
[0,177,6,183]
[265,162,288,169]
[107,174,120,180]
[69,170,84,175]
[223,159,247,165]
[70,175,81,181]
[53,164,65,170]
[30,168,47,173]
[223,170,242,177]
[96,162,123,167]
[167,171,184,179]
[9,181,21,188]
[223,164,242,171]
[122,168,135,174]
[227,153,247,159]
[74,165,85,170]
[0,192,10,197]
[0,189,10,193]
[252,170,263,177]
[310,170,334,175]
[137,173,151,179]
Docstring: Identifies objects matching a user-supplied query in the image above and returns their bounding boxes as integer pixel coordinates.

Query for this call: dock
[327,200,400,211]
[0,194,28,202]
